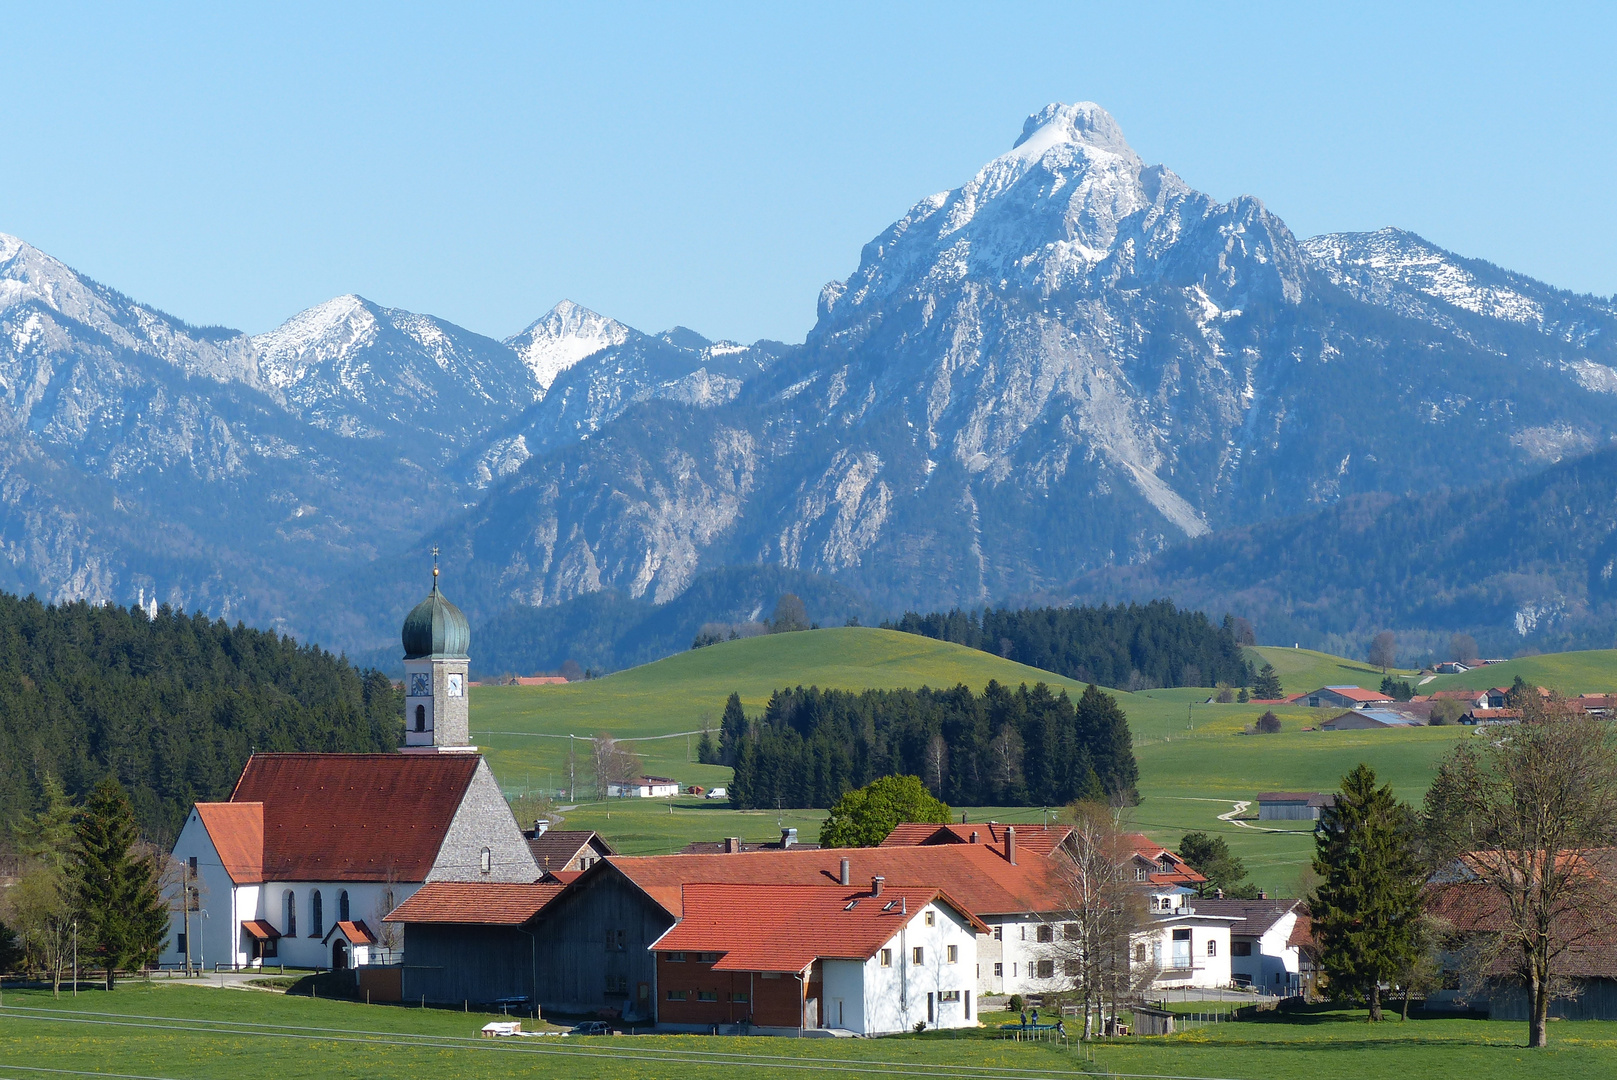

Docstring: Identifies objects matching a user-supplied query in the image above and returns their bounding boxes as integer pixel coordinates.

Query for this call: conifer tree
[1309,764,1424,1020]
[73,777,166,989]
[718,691,748,766]
[1252,663,1283,700]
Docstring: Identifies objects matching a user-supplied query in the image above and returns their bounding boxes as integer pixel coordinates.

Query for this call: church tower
[400,553,472,751]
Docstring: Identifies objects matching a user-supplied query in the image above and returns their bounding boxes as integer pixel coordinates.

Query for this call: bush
[1253,711,1283,734]
[1007,994,1024,1013]
[1428,698,1464,725]
[1216,685,1235,703]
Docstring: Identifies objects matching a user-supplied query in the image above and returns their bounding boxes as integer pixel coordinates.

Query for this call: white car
[705,786,727,799]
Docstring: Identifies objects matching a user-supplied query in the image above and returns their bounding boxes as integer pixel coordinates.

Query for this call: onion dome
[402,565,470,660]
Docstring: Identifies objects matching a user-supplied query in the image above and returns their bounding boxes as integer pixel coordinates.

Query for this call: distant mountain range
[4,102,1616,672]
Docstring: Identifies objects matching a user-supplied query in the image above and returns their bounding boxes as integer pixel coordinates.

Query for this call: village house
[1296,686,1395,710]
[162,570,539,973]
[606,776,682,798]
[650,882,986,1034]
[526,826,615,878]
[1319,708,1422,730]
[1190,897,1306,994]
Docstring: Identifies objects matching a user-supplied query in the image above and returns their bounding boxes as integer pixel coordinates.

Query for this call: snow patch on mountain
[1302,228,1545,324]
[506,300,633,392]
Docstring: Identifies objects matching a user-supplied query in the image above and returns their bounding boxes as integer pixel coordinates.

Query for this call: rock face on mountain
[6,101,1617,661]
[438,102,1617,629]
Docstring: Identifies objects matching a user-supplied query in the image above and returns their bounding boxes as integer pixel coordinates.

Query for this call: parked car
[569,1021,611,1036]
[705,786,728,799]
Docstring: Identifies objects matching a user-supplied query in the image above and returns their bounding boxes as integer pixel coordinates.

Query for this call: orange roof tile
[878,822,1072,856]
[650,884,988,972]
[230,753,480,882]
[322,919,378,946]
[606,842,1065,919]
[195,802,264,883]
[385,881,566,926]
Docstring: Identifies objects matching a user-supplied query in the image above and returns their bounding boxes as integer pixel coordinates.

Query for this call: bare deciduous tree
[1036,803,1155,1039]
[1368,630,1398,673]
[924,733,948,796]
[593,733,643,797]
[1425,697,1617,1047]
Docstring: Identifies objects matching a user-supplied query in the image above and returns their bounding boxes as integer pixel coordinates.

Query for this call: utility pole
[568,735,576,802]
[72,921,78,996]
[183,865,193,977]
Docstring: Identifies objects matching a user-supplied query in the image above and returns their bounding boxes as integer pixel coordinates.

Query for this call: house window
[939,990,961,1002]
[993,963,1003,978]
[1159,857,1173,873]
[1064,959,1079,977]
[1012,963,1017,977]
[338,890,350,923]
[283,890,297,937]
[310,890,323,937]
[480,847,493,874]
[1232,942,1253,957]
[606,975,628,994]
[1134,943,1147,962]
[1208,940,1218,957]
[415,704,426,732]
[187,856,198,875]
[176,933,187,955]
[925,910,935,927]
[913,947,925,966]
[1136,867,1149,881]
[1036,925,1053,943]
[666,952,686,962]
[697,990,718,1002]
[1063,923,1079,940]
[947,945,958,964]
[606,929,626,951]
[731,990,749,1003]
[1037,960,1054,979]
[992,926,1002,941]
[880,949,891,967]
[700,952,720,963]
[666,989,687,1001]
[1020,926,1026,941]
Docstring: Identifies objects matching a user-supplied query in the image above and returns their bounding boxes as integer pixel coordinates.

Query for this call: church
[160,567,539,972]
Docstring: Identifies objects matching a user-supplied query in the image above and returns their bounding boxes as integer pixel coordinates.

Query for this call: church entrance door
[333,940,350,971]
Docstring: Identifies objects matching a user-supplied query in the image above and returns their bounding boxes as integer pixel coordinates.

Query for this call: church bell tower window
[415,704,426,732]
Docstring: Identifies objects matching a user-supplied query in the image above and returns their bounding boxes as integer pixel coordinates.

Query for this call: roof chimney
[1214,888,1224,900]
[871,875,885,897]
[533,819,550,837]
[1258,889,1267,900]
[781,827,797,848]
[840,858,851,886]
[1005,826,1017,865]
[961,811,969,824]
[724,837,741,854]
[969,831,979,844]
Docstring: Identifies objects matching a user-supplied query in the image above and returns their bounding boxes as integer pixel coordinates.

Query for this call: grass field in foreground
[3,984,1613,1080]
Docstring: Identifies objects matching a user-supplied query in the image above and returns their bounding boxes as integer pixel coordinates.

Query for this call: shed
[1256,793,1334,822]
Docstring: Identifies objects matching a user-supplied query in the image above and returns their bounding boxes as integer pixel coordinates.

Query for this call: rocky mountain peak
[506,299,635,392]
[1010,101,1138,162]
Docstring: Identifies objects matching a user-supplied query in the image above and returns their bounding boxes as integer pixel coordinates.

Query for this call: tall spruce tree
[73,777,166,989]
[1310,764,1424,1020]
[718,692,748,766]
[1252,663,1283,699]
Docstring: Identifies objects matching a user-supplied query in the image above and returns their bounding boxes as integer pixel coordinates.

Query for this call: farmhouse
[607,776,682,798]
[1256,793,1334,821]
[1298,686,1394,710]
[651,883,986,1034]
[1191,898,1306,994]
[1319,708,1422,730]
[162,570,540,973]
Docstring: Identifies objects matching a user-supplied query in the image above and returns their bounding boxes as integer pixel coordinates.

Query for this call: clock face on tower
[447,673,464,698]
[409,673,430,697]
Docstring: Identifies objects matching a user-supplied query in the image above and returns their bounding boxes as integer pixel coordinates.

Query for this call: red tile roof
[527,830,614,873]
[1426,880,1617,978]
[1119,833,1207,888]
[1311,686,1394,703]
[878,822,1072,856]
[323,919,378,946]
[230,753,480,882]
[240,919,280,941]
[195,802,264,883]
[385,882,567,925]
[650,884,988,972]
[606,842,1066,919]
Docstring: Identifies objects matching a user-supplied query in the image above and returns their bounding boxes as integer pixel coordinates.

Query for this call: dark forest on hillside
[886,600,1253,690]
[725,681,1137,811]
[0,595,402,839]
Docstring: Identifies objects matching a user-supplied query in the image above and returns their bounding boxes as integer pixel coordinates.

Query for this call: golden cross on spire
[431,544,440,582]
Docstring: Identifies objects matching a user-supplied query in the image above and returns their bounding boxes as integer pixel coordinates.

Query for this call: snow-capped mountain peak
[505,299,635,392]
[1008,101,1139,163]
[250,294,380,387]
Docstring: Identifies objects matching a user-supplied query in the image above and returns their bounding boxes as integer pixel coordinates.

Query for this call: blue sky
[3,3,1613,344]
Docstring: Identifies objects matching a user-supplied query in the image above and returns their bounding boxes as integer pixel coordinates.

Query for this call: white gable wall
[843,902,978,1035]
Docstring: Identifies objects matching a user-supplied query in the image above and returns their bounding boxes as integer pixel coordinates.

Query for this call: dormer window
[1158,857,1174,873]
[1136,866,1149,881]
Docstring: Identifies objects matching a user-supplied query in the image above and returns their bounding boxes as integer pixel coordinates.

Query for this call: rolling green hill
[1422,649,1617,695]
[471,629,1474,892]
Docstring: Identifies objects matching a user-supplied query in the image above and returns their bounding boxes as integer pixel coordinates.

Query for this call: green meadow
[471,629,1617,894]
[1,983,1611,1080]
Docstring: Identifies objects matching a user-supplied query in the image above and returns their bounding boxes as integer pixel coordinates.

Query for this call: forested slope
[0,595,402,838]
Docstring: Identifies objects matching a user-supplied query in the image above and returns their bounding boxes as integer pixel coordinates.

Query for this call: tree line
[718,681,1138,811]
[0,593,404,840]
[884,601,1254,690]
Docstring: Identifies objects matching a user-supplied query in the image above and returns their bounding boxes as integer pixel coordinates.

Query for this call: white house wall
[1135,918,1235,990]
[856,903,978,1035]
[159,813,239,970]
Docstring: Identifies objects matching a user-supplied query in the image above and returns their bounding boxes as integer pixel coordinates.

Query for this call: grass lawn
[1423,649,1617,695]
[2,984,1612,1080]
[1245,645,1418,696]
[472,629,1484,893]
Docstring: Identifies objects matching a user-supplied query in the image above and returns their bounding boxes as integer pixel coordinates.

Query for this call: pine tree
[1310,764,1424,1020]
[73,777,167,989]
[718,692,748,766]
[1252,663,1283,700]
